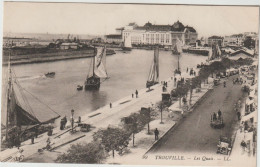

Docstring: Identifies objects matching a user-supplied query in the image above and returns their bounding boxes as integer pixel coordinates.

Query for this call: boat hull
[122,47,132,51]
[84,77,100,90]
[45,72,55,78]
[172,50,181,55]
[182,48,209,56]
[146,81,159,88]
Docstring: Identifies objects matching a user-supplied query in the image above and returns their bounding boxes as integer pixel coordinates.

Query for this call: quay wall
[2,49,115,65]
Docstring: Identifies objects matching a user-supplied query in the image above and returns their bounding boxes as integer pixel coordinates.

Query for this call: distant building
[105,34,122,44]
[207,36,224,46]
[60,42,79,50]
[121,21,198,47]
[224,34,244,46]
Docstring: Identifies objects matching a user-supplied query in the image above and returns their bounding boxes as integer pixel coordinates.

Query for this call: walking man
[218,109,222,120]
[135,90,138,98]
[237,111,241,120]
[110,102,112,108]
[154,128,159,140]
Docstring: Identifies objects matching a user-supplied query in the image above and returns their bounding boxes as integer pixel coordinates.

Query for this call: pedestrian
[78,116,81,123]
[166,82,168,87]
[110,102,112,108]
[213,112,217,121]
[237,111,241,120]
[174,77,177,83]
[47,127,53,136]
[135,90,138,98]
[154,128,159,140]
[218,109,222,119]
[71,117,74,131]
[194,71,196,76]
[63,116,67,129]
[132,93,134,98]
[31,135,34,144]
[60,118,64,130]
[187,67,188,73]
[35,128,38,138]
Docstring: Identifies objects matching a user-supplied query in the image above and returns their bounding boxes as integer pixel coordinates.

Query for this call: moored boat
[2,54,60,148]
[146,46,159,88]
[85,46,109,90]
[45,72,55,78]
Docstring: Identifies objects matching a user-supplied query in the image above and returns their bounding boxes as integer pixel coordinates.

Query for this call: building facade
[207,36,224,46]
[121,21,198,47]
[223,34,244,46]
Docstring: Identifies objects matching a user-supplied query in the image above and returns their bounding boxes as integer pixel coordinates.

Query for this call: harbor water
[1,49,207,123]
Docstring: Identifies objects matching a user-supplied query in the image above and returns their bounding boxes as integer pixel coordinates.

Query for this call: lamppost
[71,109,75,132]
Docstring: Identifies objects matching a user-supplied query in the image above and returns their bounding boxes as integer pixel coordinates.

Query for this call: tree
[121,113,143,147]
[139,107,152,134]
[155,101,168,124]
[244,36,255,49]
[93,127,131,158]
[209,61,226,77]
[56,142,108,163]
[175,83,189,108]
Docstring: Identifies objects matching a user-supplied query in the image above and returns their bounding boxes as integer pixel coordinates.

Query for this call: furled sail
[147,47,159,83]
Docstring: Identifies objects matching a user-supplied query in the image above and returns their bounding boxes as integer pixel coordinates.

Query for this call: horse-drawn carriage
[214,79,220,86]
[210,113,224,129]
[217,136,232,155]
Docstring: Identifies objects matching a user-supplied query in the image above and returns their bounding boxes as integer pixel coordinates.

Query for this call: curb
[144,85,213,155]
[144,122,177,155]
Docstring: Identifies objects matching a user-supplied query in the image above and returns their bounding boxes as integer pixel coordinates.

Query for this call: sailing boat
[122,35,132,51]
[85,46,108,90]
[172,38,183,55]
[146,46,159,88]
[2,53,60,146]
[210,44,222,60]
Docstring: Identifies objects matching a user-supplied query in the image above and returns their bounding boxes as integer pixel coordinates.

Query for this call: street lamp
[71,109,75,131]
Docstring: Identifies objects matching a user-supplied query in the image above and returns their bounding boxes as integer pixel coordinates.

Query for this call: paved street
[148,75,245,154]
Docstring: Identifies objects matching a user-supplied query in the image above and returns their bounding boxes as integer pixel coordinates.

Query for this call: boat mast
[6,50,11,140]
[177,55,180,71]
[93,47,95,77]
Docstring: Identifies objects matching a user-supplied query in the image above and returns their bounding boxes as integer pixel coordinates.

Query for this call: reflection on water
[1,49,207,121]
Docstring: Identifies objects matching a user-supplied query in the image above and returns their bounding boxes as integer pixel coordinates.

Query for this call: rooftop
[131,21,196,33]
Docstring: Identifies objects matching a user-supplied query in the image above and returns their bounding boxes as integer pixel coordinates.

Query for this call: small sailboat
[122,35,132,51]
[146,46,159,88]
[172,38,183,55]
[85,46,108,90]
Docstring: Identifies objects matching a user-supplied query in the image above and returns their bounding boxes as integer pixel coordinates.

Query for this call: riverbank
[2,48,116,65]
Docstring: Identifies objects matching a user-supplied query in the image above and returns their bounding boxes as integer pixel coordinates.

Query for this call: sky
[3,2,260,37]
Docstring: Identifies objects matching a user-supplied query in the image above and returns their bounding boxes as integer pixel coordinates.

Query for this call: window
[161,34,164,43]
[156,34,159,43]
[166,34,170,43]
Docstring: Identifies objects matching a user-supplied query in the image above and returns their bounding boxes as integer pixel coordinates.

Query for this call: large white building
[121,21,198,48]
